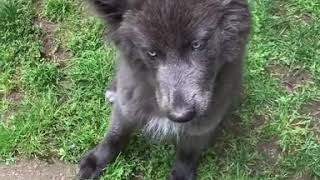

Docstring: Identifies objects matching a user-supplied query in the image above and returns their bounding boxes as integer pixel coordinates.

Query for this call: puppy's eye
[147,51,157,58]
[191,40,203,50]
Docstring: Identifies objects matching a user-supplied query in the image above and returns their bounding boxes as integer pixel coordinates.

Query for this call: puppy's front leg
[105,78,117,104]
[170,135,208,180]
[78,105,134,179]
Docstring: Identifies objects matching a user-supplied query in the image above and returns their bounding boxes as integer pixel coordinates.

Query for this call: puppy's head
[90,0,251,123]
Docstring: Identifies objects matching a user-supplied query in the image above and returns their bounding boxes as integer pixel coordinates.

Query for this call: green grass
[0,0,319,179]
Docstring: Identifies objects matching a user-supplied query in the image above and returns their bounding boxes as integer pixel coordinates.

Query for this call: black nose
[167,106,196,123]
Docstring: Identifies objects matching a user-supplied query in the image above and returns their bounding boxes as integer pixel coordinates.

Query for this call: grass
[0,0,319,179]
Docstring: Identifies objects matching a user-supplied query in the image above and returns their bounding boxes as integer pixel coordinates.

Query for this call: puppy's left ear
[88,0,129,29]
[222,0,251,35]
[220,0,251,62]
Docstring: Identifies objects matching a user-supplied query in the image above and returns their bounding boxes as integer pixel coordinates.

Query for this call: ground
[0,159,76,180]
[0,0,319,179]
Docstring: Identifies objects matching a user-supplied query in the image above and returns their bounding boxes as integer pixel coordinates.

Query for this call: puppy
[78,0,251,179]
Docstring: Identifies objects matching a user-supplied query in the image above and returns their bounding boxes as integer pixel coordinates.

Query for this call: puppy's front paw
[78,151,104,180]
[105,90,117,104]
[169,164,196,180]
[105,79,117,104]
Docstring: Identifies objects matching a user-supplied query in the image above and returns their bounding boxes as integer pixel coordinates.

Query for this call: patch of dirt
[301,100,320,120]
[257,138,282,164]
[212,114,250,155]
[247,160,268,177]
[273,1,288,17]
[291,175,313,180]
[221,114,248,137]
[1,91,24,123]
[267,64,312,91]
[296,13,314,24]
[0,90,23,103]
[33,0,71,66]
[131,171,145,180]
[290,172,313,180]
[272,1,314,25]
[6,91,24,103]
[1,111,15,123]
[301,100,320,140]
[0,159,76,180]
[251,114,267,129]
[34,18,71,66]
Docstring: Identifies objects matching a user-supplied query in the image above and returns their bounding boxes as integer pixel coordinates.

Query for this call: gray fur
[78,0,251,179]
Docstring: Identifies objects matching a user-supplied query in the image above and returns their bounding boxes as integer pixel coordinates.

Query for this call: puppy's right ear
[88,0,128,28]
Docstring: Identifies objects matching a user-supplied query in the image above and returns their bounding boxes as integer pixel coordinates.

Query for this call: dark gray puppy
[78,0,251,179]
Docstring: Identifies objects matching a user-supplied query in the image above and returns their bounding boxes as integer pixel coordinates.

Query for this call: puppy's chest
[143,117,183,139]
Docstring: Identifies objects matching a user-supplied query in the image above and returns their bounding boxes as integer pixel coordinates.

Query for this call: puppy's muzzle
[166,91,196,123]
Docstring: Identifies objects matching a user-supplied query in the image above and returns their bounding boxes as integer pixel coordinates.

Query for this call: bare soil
[251,114,267,129]
[33,0,71,66]
[34,18,71,66]
[257,138,282,164]
[1,91,24,123]
[6,91,24,103]
[0,159,76,180]
[222,114,247,137]
[301,100,320,141]
[212,114,250,155]
[290,172,313,180]
[302,100,320,120]
[267,64,312,91]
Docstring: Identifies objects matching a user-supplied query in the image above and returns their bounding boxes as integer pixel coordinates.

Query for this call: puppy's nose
[167,106,196,123]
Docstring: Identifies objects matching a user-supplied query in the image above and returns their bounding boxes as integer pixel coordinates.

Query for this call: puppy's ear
[220,0,251,62]
[221,0,251,38]
[88,0,128,28]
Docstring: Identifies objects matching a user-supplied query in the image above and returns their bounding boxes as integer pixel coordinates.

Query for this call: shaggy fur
[78,0,251,179]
